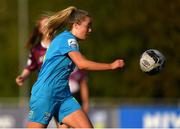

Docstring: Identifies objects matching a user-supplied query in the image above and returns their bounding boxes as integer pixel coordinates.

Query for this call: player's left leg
[58,97,93,128]
[62,109,93,128]
[53,117,69,128]
[27,122,47,128]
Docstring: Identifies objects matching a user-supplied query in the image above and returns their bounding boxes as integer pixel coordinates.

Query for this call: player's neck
[41,37,51,48]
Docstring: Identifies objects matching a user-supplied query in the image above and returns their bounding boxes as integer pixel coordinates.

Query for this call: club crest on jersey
[68,39,78,48]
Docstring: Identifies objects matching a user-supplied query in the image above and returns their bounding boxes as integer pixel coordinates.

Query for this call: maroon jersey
[25,43,47,72]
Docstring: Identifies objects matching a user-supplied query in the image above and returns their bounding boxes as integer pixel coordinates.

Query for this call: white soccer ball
[140,49,165,75]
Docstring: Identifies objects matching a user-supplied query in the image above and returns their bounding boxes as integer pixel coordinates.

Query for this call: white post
[17,0,29,106]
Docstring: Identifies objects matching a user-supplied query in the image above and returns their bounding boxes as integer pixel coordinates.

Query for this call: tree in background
[0,0,179,102]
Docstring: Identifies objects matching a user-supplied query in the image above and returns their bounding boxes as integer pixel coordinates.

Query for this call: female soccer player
[27,6,125,128]
[15,16,50,86]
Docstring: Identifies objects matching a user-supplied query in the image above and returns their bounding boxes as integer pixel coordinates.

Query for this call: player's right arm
[68,51,125,70]
[16,49,37,86]
[16,69,31,86]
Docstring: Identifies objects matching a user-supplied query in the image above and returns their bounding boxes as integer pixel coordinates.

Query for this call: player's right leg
[27,96,57,128]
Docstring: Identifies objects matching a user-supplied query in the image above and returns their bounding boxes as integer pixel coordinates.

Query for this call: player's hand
[111,59,125,70]
[15,76,25,86]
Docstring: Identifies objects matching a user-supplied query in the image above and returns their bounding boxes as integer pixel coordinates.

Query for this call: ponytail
[44,6,90,39]
[44,6,77,39]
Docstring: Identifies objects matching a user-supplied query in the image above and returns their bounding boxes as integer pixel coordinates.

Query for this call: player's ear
[72,23,79,29]
[73,22,82,30]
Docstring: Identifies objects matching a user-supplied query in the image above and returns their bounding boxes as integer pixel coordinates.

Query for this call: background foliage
[0,0,179,101]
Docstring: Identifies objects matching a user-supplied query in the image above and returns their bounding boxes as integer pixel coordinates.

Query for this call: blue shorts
[28,96,81,125]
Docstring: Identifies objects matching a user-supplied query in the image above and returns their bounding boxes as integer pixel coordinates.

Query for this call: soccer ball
[140,49,165,75]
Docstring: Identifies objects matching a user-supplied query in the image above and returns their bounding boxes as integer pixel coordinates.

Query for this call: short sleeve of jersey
[57,34,79,55]
[25,49,38,71]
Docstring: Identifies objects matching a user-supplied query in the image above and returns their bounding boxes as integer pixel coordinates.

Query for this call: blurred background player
[15,16,50,86]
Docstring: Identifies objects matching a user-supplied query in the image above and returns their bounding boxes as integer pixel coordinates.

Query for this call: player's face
[73,16,92,40]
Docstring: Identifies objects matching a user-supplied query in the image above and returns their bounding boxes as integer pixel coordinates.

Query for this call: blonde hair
[43,6,90,39]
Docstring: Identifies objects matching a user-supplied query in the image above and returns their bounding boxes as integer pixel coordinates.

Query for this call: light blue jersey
[31,30,79,101]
